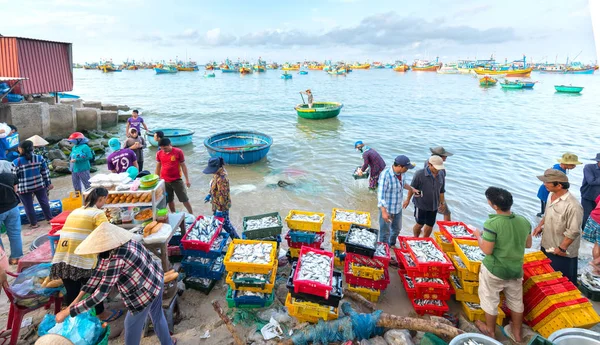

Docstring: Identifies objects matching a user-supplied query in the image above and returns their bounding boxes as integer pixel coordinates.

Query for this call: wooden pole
[211,301,244,345]
[342,289,375,311]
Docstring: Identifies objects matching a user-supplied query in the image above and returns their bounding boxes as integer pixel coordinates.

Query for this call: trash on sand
[261,317,283,340]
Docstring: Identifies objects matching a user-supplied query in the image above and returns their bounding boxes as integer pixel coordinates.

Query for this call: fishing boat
[50,92,80,99]
[565,67,595,74]
[100,63,121,72]
[479,76,497,86]
[146,128,195,147]
[350,63,370,69]
[474,67,532,77]
[372,62,385,69]
[154,65,178,74]
[239,66,252,74]
[83,63,98,70]
[514,80,536,88]
[308,64,324,70]
[177,64,199,71]
[221,67,238,73]
[204,72,216,78]
[281,73,292,79]
[437,64,459,74]
[205,64,214,70]
[299,71,308,75]
[294,102,343,120]
[500,81,524,89]
[412,59,440,72]
[554,85,584,93]
[327,68,347,76]
[253,65,266,72]
[204,130,273,165]
[281,64,300,71]
[393,64,409,72]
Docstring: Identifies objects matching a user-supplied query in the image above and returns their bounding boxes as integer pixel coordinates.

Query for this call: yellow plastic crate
[285,210,325,232]
[524,251,547,263]
[532,301,600,338]
[225,263,277,293]
[285,293,339,321]
[523,272,564,294]
[334,256,344,269]
[450,274,480,304]
[347,284,381,302]
[460,277,479,295]
[349,261,385,281]
[331,208,371,231]
[433,232,455,253]
[331,230,346,252]
[449,253,479,282]
[289,247,300,258]
[525,290,583,322]
[453,239,482,275]
[223,239,277,274]
[461,301,505,326]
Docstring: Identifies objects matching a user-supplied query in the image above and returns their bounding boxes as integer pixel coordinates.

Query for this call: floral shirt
[210,169,231,212]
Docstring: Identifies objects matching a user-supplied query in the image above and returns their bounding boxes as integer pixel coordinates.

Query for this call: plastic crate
[19,200,63,225]
[449,274,480,304]
[411,299,449,316]
[527,335,554,345]
[180,232,228,259]
[579,281,600,302]
[461,301,505,326]
[399,271,417,299]
[374,242,391,269]
[226,286,275,309]
[285,210,325,232]
[180,215,224,251]
[288,230,323,244]
[331,230,347,252]
[525,289,583,322]
[242,212,283,239]
[523,259,555,281]
[346,253,385,280]
[332,242,346,252]
[523,272,565,294]
[344,259,391,290]
[524,251,548,263]
[287,261,343,308]
[345,225,378,257]
[287,298,339,323]
[223,239,277,274]
[289,247,300,258]
[49,210,71,233]
[460,277,479,295]
[184,277,216,295]
[398,238,455,277]
[524,279,579,309]
[285,293,339,319]
[169,233,183,246]
[286,231,324,249]
[225,263,277,293]
[334,256,344,269]
[437,221,476,241]
[433,231,455,253]
[331,208,371,231]
[448,253,479,282]
[347,284,381,302]
[414,277,452,300]
[181,256,214,277]
[293,247,334,299]
[453,239,483,274]
[530,298,600,337]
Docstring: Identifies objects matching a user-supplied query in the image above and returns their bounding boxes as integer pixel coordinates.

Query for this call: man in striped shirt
[355,141,386,191]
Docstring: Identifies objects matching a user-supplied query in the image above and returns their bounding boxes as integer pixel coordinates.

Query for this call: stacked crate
[331,209,371,270]
[223,239,278,308]
[394,236,454,316]
[286,247,343,323]
[284,210,326,261]
[520,251,600,337]
[180,215,227,295]
[241,212,284,252]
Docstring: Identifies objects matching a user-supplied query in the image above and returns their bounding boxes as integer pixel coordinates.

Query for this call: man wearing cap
[107,138,138,174]
[156,138,193,214]
[355,141,386,191]
[377,155,414,248]
[429,146,453,221]
[404,156,446,238]
[124,128,146,171]
[533,169,583,284]
[204,157,239,239]
[581,153,600,229]
[536,153,581,218]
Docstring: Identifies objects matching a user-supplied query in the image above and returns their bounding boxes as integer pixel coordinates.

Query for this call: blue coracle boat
[281,74,292,79]
[146,128,195,146]
[204,130,273,165]
[299,71,308,75]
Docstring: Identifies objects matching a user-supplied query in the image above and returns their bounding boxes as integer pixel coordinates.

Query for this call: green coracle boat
[294,102,343,120]
[500,81,524,89]
[554,85,584,93]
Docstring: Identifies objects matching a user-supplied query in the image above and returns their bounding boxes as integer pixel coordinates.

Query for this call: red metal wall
[0,37,73,94]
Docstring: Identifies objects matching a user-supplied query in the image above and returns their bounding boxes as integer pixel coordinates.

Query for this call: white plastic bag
[143,223,172,244]
[0,123,11,138]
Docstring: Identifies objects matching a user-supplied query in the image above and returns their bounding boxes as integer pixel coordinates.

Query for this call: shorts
[165,179,189,203]
[478,265,524,315]
[414,208,437,227]
[583,217,600,245]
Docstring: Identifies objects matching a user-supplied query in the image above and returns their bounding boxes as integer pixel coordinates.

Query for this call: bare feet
[475,320,494,338]
[510,323,523,343]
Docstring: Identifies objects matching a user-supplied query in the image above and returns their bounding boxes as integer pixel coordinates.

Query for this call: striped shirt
[12,154,51,194]
[361,148,386,180]
[377,167,408,214]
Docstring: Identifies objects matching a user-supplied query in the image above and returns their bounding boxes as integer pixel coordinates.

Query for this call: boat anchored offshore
[500,80,524,89]
[554,85,584,93]
[479,76,497,86]
[294,102,343,120]
[155,65,178,74]
[146,128,194,146]
[281,73,293,79]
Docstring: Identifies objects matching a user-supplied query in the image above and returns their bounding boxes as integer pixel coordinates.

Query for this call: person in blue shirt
[536,153,581,217]
[0,125,18,161]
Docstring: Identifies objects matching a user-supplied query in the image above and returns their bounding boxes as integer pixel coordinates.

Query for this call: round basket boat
[146,128,195,147]
[294,102,343,120]
[204,131,273,165]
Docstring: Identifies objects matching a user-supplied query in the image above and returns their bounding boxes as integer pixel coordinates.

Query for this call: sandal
[29,224,40,229]
[172,337,177,345]
[9,258,19,266]
[101,309,124,322]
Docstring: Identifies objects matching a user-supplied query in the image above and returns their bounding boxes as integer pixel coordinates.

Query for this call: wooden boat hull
[204,130,273,165]
[204,73,215,78]
[554,85,584,93]
[281,74,292,79]
[350,64,370,69]
[412,65,439,72]
[253,66,266,72]
[500,83,524,89]
[221,69,238,73]
[566,68,595,74]
[295,102,343,120]
[146,128,195,147]
[239,68,252,74]
[177,67,199,71]
[479,76,497,86]
[308,66,324,70]
[154,68,177,74]
[393,65,408,72]
[299,71,308,75]
[474,67,533,77]
[282,67,300,71]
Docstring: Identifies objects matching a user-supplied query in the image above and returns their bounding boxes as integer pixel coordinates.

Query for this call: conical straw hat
[35,334,74,345]
[27,135,49,147]
[75,222,134,255]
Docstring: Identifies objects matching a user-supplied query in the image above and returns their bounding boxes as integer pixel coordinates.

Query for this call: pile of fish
[438,233,451,243]
[187,277,212,286]
[451,254,467,269]
[210,235,226,251]
[210,256,224,271]
[402,252,416,267]
[464,302,482,310]
[415,277,445,285]
[580,271,600,291]
[245,216,280,230]
[403,274,415,288]
[187,216,222,243]
[346,227,377,249]
[228,243,273,264]
[296,252,331,285]
[233,272,269,283]
[186,256,212,265]
[350,255,385,270]
[445,224,475,238]
[407,240,447,263]
[414,299,444,306]
[290,213,322,222]
[463,340,485,345]
[450,274,462,289]
[458,244,486,262]
[237,290,265,298]
[334,210,369,225]
[374,243,387,257]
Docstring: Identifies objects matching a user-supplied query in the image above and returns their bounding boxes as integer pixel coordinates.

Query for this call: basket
[286,261,343,308]
[453,239,483,274]
[346,253,385,280]
[285,293,338,319]
[331,208,371,231]
[433,231,455,253]
[523,259,555,281]
[437,221,476,241]
[285,210,325,232]
[225,262,277,293]
[223,239,277,274]
[461,301,506,326]
[180,215,224,252]
[345,225,378,257]
[530,298,600,337]
[180,232,228,259]
[61,192,82,212]
[288,230,323,244]
[184,277,216,295]
[411,298,449,316]
[399,271,417,299]
[449,274,480,304]
[524,279,579,310]
[524,251,547,263]
[347,284,381,302]
[449,253,479,282]
[352,166,370,180]
[293,247,334,299]
[523,272,564,294]
[226,287,275,309]
[242,212,283,239]
[289,247,300,258]
[49,211,71,233]
[460,277,479,295]
[344,259,391,290]
[286,231,324,249]
[400,237,455,277]
[181,255,225,280]
[374,242,391,269]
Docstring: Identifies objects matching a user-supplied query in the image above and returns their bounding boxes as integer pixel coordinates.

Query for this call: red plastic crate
[410,298,450,316]
[344,259,391,290]
[181,215,224,251]
[436,221,476,241]
[398,270,417,299]
[293,246,334,299]
[346,252,388,270]
[285,231,324,249]
[168,245,181,257]
[526,297,590,327]
[393,247,453,279]
[524,280,579,312]
[413,277,452,300]
[399,236,455,276]
[523,259,555,281]
[49,210,72,235]
[374,242,391,269]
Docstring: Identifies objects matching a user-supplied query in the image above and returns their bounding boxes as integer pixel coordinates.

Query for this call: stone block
[101,103,118,111]
[60,98,83,109]
[49,104,76,138]
[0,102,50,139]
[100,110,118,129]
[118,113,132,123]
[82,101,102,109]
[117,105,130,111]
[34,95,56,105]
[47,149,67,161]
[75,108,100,131]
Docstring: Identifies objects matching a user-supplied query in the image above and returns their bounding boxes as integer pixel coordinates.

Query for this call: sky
[1,0,597,64]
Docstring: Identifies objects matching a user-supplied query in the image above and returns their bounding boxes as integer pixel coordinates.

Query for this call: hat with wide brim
[557,153,582,165]
[592,153,600,162]
[75,222,133,255]
[430,146,453,157]
[27,135,49,147]
[537,168,569,183]
[35,334,74,345]
[203,157,224,174]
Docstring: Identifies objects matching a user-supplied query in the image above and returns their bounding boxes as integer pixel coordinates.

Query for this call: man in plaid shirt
[355,141,386,191]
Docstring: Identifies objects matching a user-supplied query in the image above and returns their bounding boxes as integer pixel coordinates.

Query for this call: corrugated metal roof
[0,37,20,78]
[2,36,72,45]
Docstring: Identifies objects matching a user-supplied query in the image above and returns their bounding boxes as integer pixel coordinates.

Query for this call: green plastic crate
[242,212,283,239]
[527,335,554,345]
[226,286,275,309]
[420,332,448,345]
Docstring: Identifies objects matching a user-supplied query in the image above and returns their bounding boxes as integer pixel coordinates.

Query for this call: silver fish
[187,277,212,286]
[187,216,223,243]
[438,233,451,243]
[334,211,369,225]
[464,302,481,310]
[414,299,443,306]
[374,243,387,257]
[186,256,212,265]
[446,225,475,238]
[415,277,445,284]
[458,244,486,262]
[451,254,467,269]
[233,272,269,282]
[450,274,462,289]
[229,243,273,264]
[210,235,226,251]
[290,213,323,222]
[464,340,485,345]
[407,240,447,263]
[403,274,415,288]
[346,227,377,249]
[402,252,416,267]
[210,256,224,271]
[296,252,331,285]
[245,216,280,230]
[581,272,600,291]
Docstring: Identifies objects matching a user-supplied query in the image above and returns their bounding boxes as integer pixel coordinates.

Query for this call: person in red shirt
[155,138,193,214]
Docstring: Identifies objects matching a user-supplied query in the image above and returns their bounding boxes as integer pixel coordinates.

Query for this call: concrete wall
[60,98,83,109]
[49,104,76,137]
[75,108,101,131]
[100,110,118,128]
[0,102,50,139]
[83,101,101,109]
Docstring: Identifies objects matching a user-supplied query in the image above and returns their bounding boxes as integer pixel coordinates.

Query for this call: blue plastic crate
[288,230,318,244]
[19,200,62,225]
[207,256,226,280]
[181,256,214,278]
[169,233,182,246]
[180,232,228,259]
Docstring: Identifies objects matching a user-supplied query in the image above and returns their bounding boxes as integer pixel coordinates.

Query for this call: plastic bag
[384,329,414,345]
[10,263,64,298]
[38,311,105,345]
[0,123,11,138]
[143,223,172,244]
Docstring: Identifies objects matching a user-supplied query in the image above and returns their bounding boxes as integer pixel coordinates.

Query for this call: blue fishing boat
[299,71,308,75]
[204,130,273,165]
[281,73,292,79]
[50,92,80,99]
[146,128,195,147]
[515,80,536,88]
[155,65,178,74]
[204,73,216,78]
